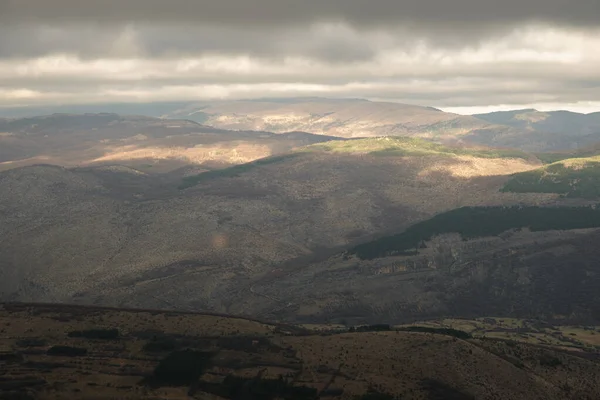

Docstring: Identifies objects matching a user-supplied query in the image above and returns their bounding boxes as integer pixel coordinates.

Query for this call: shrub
[68,328,119,340]
[350,324,392,333]
[142,337,179,353]
[150,350,214,386]
[397,326,472,340]
[420,379,475,400]
[16,338,47,347]
[355,391,398,400]
[539,355,563,367]
[47,346,87,357]
[216,375,318,400]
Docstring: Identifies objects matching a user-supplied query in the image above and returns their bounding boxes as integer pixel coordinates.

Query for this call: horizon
[0,96,599,117]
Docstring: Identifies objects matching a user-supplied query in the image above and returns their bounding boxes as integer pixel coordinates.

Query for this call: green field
[305,137,532,160]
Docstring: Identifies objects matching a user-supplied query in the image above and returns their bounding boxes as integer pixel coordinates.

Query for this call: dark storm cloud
[1,0,599,28]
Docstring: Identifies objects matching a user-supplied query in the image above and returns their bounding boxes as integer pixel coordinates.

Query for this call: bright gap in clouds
[442,103,600,115]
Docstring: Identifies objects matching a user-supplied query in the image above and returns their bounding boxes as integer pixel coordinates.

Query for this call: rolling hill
[3,99,597,152]
[0,137,554,319]
[159,98,600,152]
[502,156,600,198]
[474,109,600,137]
[0,113,338,173]
[162,98,490,139]
[2,110,600,329]
[473,109,600,151]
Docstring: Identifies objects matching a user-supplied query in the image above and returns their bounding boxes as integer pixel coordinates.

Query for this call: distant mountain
[473,109,600,151]
[0,113,338,172]
[0,102,192,119]
[163,98,501,140]
[155,98,600,152]
[4,99,599,151]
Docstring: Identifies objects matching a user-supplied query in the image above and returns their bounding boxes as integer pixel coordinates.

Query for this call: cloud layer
[3,0,599,27]
[1,0,599,112]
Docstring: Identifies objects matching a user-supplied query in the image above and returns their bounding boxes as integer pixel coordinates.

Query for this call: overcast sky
[1,0,599,114]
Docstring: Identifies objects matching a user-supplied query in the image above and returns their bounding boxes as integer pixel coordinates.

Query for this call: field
[1,303,600,400]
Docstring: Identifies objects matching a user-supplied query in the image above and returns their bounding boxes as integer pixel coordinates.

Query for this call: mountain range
[1,98,600,328]
[3,98,600,152]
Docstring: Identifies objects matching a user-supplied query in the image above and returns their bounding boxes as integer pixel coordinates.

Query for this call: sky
[1,0,599,114]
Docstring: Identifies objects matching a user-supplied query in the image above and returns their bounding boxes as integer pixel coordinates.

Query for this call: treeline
[397,326,472,339]
[348,324,471,339]
[348,205,600,260]
[68,328,119,340]
[349,324,392,332]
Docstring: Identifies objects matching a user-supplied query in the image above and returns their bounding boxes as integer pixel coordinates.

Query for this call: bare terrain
[1,303,599,400]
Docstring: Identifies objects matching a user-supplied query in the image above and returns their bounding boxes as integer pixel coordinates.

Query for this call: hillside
[158,98,599,152]
[2,100,595,152]
[474,109,600,136]
[0,113,337,173]
[0,138,553,318]
[502,156,600,198]
[348,206,600,259]
[164,98,563,151]
[163,98,488,139]
[246,217,600,325]
[1,303,599,400]
[473,109,600,151]
[303,136,533,160]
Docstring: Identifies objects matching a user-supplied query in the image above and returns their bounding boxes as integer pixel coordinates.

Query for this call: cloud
[2,0,599,28]
[0,1,599,110]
